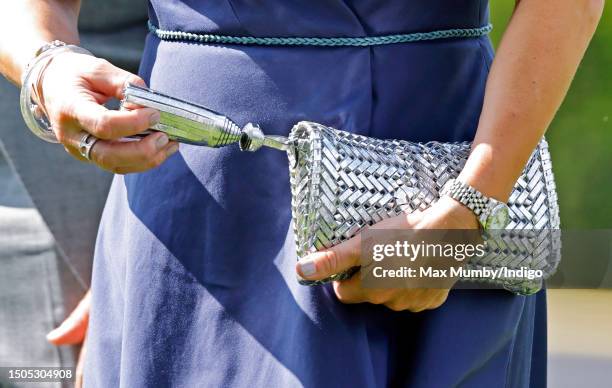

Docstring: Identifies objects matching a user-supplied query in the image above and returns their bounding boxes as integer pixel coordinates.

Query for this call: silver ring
[78,132,99,161]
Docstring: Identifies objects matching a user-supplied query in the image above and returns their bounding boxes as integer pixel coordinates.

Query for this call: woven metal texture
[288,122,561,295]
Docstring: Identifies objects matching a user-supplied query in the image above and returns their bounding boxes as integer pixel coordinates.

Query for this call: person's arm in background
[46,291,91,388]
[296,0,604,311]
[0,0,178,173]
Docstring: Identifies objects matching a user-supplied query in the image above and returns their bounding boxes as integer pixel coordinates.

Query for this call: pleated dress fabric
[85,1,547,387]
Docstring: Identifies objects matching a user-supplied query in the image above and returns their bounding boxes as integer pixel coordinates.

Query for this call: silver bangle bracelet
[19,42,92,143]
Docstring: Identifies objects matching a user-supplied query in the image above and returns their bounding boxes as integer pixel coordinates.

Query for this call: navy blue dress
[86,1,547,387]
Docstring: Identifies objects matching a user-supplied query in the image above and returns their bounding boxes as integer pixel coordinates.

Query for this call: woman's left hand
[296,196,479,312]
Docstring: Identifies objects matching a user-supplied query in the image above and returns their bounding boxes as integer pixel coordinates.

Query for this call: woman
[0,0,602,386]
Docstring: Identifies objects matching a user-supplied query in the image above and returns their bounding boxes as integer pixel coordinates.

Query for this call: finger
[384,298,412,312]
[70,99,160,140]
[385,289,449,312]
[416,289,450,311]
[334,275,399,305]
[61,130,179,173]
[61,130,98,162]
[332,275,369,304]
[63,145,88,162]
[47,291,91,346]
[90,132,179,173]
[75,338,87,388]
[86,59,146,101]
[296,234,362,281]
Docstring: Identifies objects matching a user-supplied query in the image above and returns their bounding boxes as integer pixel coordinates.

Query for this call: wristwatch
[440,178,511,230]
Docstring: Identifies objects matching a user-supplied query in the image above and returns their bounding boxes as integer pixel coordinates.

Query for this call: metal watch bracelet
[440,178,510,230]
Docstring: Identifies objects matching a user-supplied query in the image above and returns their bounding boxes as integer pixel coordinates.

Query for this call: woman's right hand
[39,51,179,174]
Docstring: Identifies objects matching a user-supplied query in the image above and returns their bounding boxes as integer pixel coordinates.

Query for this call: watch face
[486,203,510,229]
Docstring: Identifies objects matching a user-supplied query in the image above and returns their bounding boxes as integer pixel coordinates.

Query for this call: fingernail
[298,259,317,277]
[46,328,59,342]
[166,143,179,156]
[149,111,161,126]
[156,134,169,149]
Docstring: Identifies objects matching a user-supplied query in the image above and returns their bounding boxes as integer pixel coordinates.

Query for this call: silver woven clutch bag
[116,86,561,295]
[287,122,561,295]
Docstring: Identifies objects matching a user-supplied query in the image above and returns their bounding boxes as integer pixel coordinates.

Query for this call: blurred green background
[489,2,611,228]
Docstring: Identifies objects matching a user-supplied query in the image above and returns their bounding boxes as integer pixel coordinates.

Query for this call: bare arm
[0,0,178,174]
[459,0,605,200]
[0,0,80,85]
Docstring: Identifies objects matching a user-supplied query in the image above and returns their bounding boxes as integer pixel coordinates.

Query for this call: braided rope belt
[288,122,561,295]
[148,21,492,47]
